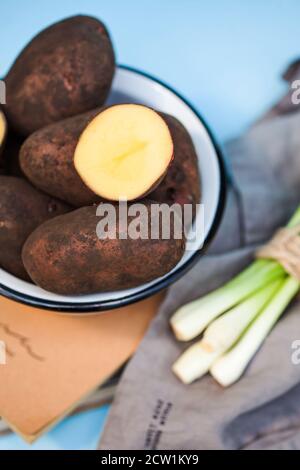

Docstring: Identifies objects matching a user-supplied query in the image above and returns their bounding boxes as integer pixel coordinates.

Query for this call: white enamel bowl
[0,65,226,312]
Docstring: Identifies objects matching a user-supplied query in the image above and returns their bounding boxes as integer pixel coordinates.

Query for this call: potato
[152,114,201,212]
[22,202,185,295]
[4,15,115,136]
[0,176,71,280]
[20,108,102,206]
[0,109,7,174]
[74,104,174,201]
[1,130,25,176]
[20,109,200,209]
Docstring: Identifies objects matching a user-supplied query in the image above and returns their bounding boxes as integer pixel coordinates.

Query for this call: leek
[170,207,300,342]
[210,276,300,387]
[170,260,284,341]
[172,278,284,384]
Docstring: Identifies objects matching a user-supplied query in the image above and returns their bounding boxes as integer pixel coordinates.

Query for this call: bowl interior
[0,66,223,308]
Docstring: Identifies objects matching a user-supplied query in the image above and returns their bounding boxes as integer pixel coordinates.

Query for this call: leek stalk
[172,278,284,383]
[210,276,300,387]
[170,207,300,342]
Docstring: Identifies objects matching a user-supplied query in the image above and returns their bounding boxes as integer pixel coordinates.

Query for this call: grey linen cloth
[99,92,300,450]
[260,58,300,121]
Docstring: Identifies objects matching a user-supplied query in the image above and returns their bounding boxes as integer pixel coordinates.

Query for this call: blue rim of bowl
[0,65,227,313]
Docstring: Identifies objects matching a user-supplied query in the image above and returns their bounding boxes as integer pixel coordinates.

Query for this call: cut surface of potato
[0,110,7,150]
[0,111,7,173]
[74,104,174,201]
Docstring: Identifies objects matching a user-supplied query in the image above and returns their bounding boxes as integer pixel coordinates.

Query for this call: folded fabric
[260,59,300,120]
[99,69,300,449]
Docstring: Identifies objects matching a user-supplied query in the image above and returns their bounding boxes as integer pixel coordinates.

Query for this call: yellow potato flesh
[74,104,173,201]
[0,111,6,149]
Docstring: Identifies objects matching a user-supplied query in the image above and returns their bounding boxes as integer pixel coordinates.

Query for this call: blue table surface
[1,0,299,450]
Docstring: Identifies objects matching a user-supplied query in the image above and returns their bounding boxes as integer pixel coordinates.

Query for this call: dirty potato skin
[4,15,115,136]
[1,130,25,176]
[152,114,201,213]
[22,202,185,295]
[20,110,200,209]
[20,109,102,206]
[0,176,71,280]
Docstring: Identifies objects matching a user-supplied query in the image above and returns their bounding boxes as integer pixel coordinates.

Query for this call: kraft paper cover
[0,293,163,441]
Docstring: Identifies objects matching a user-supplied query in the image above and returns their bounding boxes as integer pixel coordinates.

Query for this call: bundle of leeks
[170,206,300,387]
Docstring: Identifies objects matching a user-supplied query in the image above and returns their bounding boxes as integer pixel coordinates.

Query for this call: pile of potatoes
[0,15,200,296]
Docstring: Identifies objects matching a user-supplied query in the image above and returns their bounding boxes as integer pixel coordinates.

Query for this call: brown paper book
[0,371,122,436]
[0,293,163,442]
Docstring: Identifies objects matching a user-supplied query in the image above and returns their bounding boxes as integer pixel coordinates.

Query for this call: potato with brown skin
[152,114,201,212]
[0,176,71,280]
[1,130,25,176]
[4,15,115,136]
[20,109,200,209]
[20,108,102,206]
[22,202,185,295]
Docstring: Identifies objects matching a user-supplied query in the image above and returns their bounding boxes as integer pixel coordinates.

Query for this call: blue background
[0,0,299,450]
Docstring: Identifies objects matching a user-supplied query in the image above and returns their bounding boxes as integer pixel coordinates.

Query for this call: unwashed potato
[20,109,200,209]
[4,15,115,136]
[0,176,71,280]
[1,130,25,176]
[22,202,185,295]
[152,114,201,212]
[20,108,102,206]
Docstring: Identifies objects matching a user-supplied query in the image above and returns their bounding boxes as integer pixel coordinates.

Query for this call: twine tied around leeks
[256,225,300,280]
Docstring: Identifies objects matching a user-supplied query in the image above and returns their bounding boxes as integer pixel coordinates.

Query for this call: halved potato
[0,110,7,174]
[74,104,174,201]
[0,109,7,152]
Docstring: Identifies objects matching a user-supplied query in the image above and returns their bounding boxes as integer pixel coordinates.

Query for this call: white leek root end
[172,341,221,384]
[170,260,284,342]
[172,279,283,384]
[210,277,300,387]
